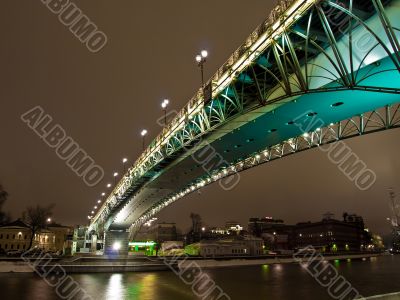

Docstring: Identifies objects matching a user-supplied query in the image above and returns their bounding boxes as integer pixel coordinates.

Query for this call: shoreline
[0,252,382,273]
[179,252,381,270]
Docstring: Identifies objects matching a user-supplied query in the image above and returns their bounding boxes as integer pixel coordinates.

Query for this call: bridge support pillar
[104,230,129,256]
[90,234,98,253]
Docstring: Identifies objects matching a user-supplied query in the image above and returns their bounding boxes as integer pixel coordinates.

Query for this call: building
[36,229,56,251]
[136,222,177,243]
[47,224,74,252]
[185,235,263,257]
[292,213,369,252]
[72,225,88,254]
[247,213,372,253]
[225,221,243,233]
[0,220,74,254]
[128,241,157,256]
[248,217,293,250]
[0,220,32,252]
[156,223,178,242]
[209,222,243,238]
[248,217,288,236]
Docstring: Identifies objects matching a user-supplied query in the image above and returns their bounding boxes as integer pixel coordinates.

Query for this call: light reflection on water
[0,255,400,300]
[106,274,124,299]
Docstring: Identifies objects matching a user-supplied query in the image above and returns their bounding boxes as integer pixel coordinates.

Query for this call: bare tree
[0,184,8,206]
[23,204,54,249]
[0,184,10,225]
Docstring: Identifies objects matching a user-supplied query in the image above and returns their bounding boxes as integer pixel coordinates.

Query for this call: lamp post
[161,99,169,126]
[122,158,128,173]
[141,129,148,150]
[195,50,208,87]
[113,172,118,185]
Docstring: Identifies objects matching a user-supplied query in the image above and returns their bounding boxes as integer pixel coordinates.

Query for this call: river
[1,255,400,299]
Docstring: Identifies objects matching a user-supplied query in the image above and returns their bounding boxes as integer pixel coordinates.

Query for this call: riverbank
[0,252,382,273]
[179,252,381,270]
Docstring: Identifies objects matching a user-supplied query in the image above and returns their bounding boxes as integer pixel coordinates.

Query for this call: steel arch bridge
[89,0,400,241]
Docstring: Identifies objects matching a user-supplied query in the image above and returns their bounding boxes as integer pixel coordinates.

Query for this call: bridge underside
[112,67,400,232]
[90,0,400,237]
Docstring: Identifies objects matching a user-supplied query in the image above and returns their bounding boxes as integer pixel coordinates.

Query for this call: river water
[1,255,400,300]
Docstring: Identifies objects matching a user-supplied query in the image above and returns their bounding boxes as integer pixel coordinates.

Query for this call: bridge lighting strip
[90,0,316,228]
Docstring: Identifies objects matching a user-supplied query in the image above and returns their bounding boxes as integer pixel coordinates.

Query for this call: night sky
[1,1,399,236]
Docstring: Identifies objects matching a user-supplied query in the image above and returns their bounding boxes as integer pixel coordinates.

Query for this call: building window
[5,244,7,249]
[17,244,20,249]
[0,234,2,239]
[12,234,15,239]
[6,234,9,239]
[11,244,14,249]
[24,235,27,240]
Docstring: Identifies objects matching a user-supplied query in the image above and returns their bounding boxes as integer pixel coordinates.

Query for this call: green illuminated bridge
[89,0,400,251]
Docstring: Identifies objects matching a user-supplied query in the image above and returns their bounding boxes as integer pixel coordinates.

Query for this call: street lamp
[107,183,112,188]
[195,50,208,87]
[47,218,51,223]
[122,158,128,173]
[161,99,169,126]
[141,129,148,150]
[113,172,118,184]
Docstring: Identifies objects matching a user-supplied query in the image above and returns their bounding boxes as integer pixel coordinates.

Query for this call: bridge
[89,0,400,254]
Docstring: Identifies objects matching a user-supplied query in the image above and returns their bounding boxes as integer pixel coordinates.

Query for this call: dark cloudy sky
[1,1,399,236]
